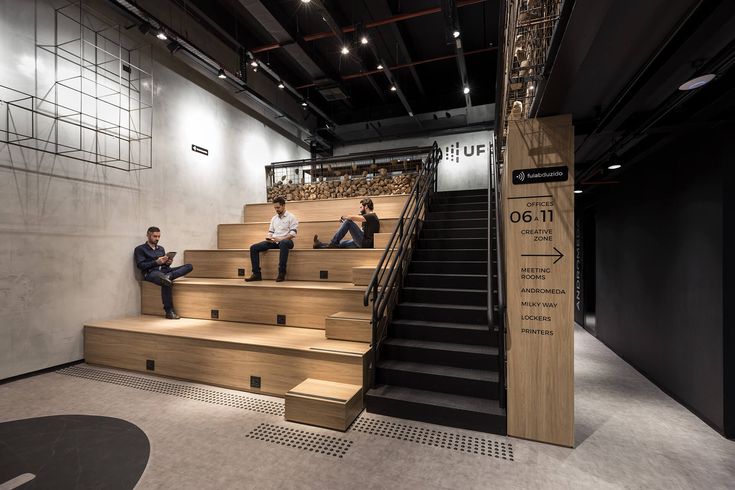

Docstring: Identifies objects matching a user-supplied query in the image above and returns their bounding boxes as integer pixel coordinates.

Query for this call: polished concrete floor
[1,326,734,489]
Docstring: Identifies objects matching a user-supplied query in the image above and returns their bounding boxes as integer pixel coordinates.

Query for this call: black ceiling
[534,0,735,193]
[184,0,499,136]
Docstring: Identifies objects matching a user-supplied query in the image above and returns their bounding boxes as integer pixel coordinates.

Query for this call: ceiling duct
[317,85,349,102]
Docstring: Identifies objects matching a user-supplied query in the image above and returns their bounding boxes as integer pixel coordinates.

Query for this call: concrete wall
[0,0,308,380]
[334,130,493,192]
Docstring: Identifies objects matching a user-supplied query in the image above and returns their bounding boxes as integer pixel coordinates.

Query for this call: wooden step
[244,195,408,222]
[325,311,372,343]
[218,219,399,249]
[285,378,363,431]
[141,279,367,329]
[352,266,375,286]
[185,249,382,282]
[84,316,370,396]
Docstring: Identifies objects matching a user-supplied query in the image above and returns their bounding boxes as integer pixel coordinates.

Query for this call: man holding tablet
[245,196,299,283]
[134,226,193,319]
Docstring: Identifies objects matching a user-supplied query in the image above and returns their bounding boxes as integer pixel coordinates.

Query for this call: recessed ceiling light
[608,164,622,170]
[250,60,258,67]
[341,46,350,55]
[574,189,583,194]
[463,86,470,94]
[301,101,308,107]
[377,64,383,70]
[278,82,285,89]
[217,68,226,79]
[360,36,368,45]
[452,30,460,39]
[679,74,715,91]
[156,30,167,41]
[301,0,311,3]
[390,85,397,92]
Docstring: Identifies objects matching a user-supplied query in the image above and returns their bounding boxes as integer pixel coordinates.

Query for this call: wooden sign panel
[503,115,574,447]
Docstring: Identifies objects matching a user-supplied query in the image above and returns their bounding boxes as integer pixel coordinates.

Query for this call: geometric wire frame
[0,1,152,171]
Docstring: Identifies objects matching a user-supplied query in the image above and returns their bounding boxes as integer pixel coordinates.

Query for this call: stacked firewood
[267,172,416,201]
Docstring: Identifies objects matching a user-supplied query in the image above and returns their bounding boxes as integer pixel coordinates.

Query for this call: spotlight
[377,64,384,70]
[390,86,396,92]
[156,30,167,41]
[679,74,716,91]
[217,68,226,79]
[302,101,308,107]
[278,82,285,89]
[360,36,368,45]
[608,164,622,170]
[408,111,414,117]
[453,30,460,38]
[574,189,583,194]
[250,60,258,67]
[301,0,311,3]
[341,46,350,55]
[463,86,470,94]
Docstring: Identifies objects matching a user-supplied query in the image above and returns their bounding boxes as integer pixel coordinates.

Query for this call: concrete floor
[1,325,734,489]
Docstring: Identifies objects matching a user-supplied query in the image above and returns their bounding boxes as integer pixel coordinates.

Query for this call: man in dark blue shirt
[134,226,193,319]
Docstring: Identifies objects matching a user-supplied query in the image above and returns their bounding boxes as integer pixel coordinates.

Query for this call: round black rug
[0,415,150,489]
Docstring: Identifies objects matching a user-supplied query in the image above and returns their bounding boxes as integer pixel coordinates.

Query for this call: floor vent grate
[246,423,353,458]
[351,417,514,460]
[56,365,284,416]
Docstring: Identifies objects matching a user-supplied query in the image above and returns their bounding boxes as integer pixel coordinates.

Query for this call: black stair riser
[430,203,489,213]
[376,367,498,399]
[405,274,488,289]
[435,189,489,197]
[390,322,496,346]
[365,395,506,434]
[413,249,488,261]
[395,304,488,324]
[409,261,487,274]
[432,194,488,204]
[381,343,498,369]
[424,219,489,229]
[427,210,488,220]
[421,227,488,238]
[401,288,487,306]
[418,238,488,249]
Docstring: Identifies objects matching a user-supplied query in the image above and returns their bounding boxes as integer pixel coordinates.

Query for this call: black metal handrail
[489,139,507,410]
[363,141,442,387]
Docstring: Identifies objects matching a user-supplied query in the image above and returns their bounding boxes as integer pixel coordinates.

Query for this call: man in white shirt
[245,196,299,282]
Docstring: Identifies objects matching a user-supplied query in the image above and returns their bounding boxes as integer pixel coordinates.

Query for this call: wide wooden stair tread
[159,277,363,290]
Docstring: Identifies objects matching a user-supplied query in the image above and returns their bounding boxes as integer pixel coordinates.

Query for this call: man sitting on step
[134,226,193,320]
[313,197,380,249]
[245,196,299,283]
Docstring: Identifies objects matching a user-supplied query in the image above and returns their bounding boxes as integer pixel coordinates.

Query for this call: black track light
[217,68,226,79]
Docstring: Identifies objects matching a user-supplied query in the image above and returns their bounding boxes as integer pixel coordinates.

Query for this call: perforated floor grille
[56,365,284,416]
[351,417,514,460]
[246,423,353,458]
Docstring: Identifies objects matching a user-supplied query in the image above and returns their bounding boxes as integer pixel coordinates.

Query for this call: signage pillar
[503,115,574,447]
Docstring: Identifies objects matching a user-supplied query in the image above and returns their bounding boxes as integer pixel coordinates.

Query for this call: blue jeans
[250,239,294,274]
[144,264,193,311]
[329,220,363,248]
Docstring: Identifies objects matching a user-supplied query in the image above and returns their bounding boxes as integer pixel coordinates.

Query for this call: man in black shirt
[133,226,193,319]
[313,198,380,249]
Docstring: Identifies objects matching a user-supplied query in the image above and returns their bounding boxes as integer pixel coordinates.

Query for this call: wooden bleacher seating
[285,378,363,431]
[243,195,407,222]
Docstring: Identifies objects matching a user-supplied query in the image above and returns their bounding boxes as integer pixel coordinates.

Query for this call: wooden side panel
[325,312,372,343]
[141,280,368,329]
[243,195,408,222]
[503,115,575,447]
[352,266,375,286]
[185,249,382,282]
[218,219,399,250]
[84,327,366,396]
[284,379,363,431]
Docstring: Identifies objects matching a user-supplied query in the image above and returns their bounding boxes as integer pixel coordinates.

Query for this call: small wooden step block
[326,311,372,343]
[352,266,375,286]
[285,378,363,431]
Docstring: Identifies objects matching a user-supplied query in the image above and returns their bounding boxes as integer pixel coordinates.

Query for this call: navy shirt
[134,242,167,275]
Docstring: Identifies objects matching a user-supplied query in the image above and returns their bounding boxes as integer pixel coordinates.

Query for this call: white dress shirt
[267,211,299,239]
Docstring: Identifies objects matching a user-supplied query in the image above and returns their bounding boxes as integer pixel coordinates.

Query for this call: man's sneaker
[276,272,286,282]
[245,273,262,282]
[160,274,173,287]
[165,310,180,320]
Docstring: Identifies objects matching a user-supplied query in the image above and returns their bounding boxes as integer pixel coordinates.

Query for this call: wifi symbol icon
[517,171,526,182]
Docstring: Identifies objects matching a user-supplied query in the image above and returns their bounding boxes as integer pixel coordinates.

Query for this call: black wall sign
[192,144,209,156]
[512,165,568,185]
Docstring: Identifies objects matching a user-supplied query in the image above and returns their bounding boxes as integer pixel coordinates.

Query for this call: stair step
[421,227,488,238]
[409,261,487,275]
[432,195,488,204]
[435,189,489,197]
[390,319,495,345]
[376,360,499,398]
[418,237,488,249]
[401,287,487,306]
[405,273,488,290]
[365,385,506,434]
[427,210,488,220]
[424,218,489,229]
[395,302,488,324]
[382,338,498,369]
[413,249,488,261]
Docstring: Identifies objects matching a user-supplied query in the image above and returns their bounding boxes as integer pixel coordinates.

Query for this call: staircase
[365,188,506,434]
